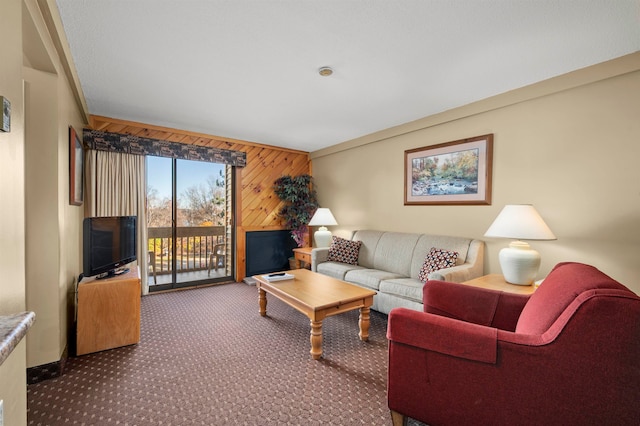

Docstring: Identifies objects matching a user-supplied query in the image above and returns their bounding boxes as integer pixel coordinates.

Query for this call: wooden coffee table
[253,269,376,359]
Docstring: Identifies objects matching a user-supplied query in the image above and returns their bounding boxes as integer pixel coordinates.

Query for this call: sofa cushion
[316,261,364,280]
[352,230,385,268]
[344,269,405,291]
[372,232,421,276]
[327,236,362,265]
[379,278,425,303]
[417,247,459,283]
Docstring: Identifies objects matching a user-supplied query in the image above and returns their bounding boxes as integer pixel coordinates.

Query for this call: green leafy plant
[273,174,319,247]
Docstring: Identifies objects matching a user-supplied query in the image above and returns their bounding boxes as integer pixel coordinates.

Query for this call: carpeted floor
[27,282,425,425]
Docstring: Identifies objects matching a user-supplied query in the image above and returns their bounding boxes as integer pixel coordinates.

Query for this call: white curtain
[86,150,150,295]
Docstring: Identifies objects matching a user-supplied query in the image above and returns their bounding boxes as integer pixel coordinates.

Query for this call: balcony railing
[148,226,226,276]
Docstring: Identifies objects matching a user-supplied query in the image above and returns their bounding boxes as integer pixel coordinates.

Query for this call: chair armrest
[423,280,529,331]
[387,307,497,364]
[310,248,329,272]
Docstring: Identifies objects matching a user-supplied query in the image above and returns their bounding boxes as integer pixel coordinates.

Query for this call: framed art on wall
[405,134,493,205]
[69,126,84,206]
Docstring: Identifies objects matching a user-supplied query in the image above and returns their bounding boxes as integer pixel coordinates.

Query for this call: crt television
[83,216,137,278]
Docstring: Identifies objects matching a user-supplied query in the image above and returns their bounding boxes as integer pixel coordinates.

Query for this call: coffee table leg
[258,288,267,317]
[310,320,323,359]
[359,306,370,341]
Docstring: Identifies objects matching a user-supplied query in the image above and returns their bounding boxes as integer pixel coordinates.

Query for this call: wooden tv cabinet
[76,266,141,355]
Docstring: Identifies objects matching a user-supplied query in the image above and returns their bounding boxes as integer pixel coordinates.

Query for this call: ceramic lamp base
[313,227,332,248]
[499,241,541,285]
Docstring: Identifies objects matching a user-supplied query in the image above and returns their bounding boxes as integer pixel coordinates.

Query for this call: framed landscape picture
[405,134,493,205]
[69,126,84,206]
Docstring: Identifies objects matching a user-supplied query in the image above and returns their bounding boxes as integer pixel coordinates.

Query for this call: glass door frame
[147,158,234,292]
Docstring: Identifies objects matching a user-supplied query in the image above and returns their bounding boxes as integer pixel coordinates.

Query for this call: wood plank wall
[88,115,311,281]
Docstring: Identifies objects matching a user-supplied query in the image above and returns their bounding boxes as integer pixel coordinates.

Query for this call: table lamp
[484,204,556,285]
[308,208,338,248]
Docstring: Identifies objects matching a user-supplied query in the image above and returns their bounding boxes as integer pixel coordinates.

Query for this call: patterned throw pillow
[418,247,459,283]
[326,236,362,265]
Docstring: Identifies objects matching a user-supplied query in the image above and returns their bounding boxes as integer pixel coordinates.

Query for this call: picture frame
[405,134,493,205]
[69,126,84,206]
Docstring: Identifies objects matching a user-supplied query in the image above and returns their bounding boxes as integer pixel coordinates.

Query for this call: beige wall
[311,54,640,295]
[0,0,29,423]
[58,69,85,369]
[22,0,85,369]
[24,67,60,366]
[1,1,85,424]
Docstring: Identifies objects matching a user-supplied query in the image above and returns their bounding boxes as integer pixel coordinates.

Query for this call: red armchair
[387,262,640,426]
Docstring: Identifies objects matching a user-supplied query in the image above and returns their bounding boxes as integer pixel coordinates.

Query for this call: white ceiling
[55,0,640,152]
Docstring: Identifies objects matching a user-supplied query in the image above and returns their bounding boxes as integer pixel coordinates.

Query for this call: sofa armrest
[427,263,474,282]
[428,239,485,283]
[427,240,485,283]
[387,307,497,364]
[310,248,329,272]
[423,280,529,331]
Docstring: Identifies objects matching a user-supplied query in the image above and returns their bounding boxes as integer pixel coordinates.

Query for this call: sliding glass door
[146,156,233,291]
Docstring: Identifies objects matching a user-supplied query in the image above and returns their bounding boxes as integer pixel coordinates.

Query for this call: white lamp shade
[484,204,556,240]
[308,208,338,248]
[308,208,338,227]
[485,205,556,285]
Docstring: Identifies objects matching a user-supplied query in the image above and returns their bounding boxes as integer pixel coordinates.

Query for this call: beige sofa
[311,230,484,314]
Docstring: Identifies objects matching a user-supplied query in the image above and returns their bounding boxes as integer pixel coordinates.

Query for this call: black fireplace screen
[245,230,297,277]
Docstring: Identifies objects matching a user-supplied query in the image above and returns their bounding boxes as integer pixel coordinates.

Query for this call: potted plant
[273,174,319,247]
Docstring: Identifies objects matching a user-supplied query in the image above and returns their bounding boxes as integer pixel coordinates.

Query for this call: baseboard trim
[27,346,68,384]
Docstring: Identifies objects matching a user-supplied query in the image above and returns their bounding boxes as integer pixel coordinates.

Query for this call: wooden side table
[292,247,313,269]
[462,274,537,295]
